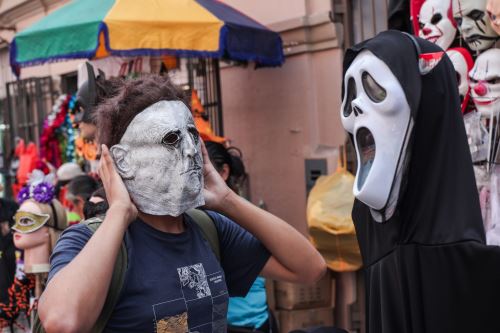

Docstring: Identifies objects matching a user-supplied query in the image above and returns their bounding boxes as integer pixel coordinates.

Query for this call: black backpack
[32,209,220,333]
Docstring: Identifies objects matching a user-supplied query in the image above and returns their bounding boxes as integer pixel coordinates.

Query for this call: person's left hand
[201,141,233,211]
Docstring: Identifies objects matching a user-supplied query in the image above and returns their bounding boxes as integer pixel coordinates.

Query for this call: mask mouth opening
[356,127,376,191]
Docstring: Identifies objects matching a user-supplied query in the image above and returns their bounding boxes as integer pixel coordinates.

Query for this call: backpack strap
[186,209,221,262]
[82,216,128,333]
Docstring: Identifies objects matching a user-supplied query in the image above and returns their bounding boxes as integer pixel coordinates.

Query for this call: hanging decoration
[40,94,79,168]
[191,89,226,143]
[411,0,500,244]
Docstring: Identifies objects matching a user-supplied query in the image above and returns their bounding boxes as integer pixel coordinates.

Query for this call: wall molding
[0,0,64,26]
[270,11,342,57]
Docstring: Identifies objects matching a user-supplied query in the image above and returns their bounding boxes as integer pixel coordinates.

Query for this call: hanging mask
[418,0,457,50]
[110,100,204,217]
[446,48,474,113]
[469,48,500,118]
[452,0,499,51]
[75,63,105,124]
[12,211,50,234]
[341,49,413,222]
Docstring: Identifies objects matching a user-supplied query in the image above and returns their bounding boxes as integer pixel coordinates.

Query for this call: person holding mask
[65,175,99,222]
[38,75,326,333]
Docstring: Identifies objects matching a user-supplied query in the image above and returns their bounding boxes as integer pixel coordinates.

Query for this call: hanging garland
[40,94,78,168]
[0,275,35,330]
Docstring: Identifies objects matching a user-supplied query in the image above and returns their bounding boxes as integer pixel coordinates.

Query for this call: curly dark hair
[94,74,190,148]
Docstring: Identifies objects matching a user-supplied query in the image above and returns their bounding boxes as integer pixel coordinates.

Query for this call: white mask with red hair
[446,47,474,113]
[419,0,457,50]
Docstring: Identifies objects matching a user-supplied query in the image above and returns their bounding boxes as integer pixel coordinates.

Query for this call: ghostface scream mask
[469,48,500,118]
[419,0,457,50]
[110,100,204,217]
[453,0,499,51]
[341,50,413,222]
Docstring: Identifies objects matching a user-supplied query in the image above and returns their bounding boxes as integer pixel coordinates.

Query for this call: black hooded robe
[343,30,500,333]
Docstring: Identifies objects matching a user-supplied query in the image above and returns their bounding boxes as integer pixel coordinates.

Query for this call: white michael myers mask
[341,50,413,222]
[110,100,204,216]
[419,0,457,50]
[453,0,499,51]
[447,49,471,106]
[469,48,500,117]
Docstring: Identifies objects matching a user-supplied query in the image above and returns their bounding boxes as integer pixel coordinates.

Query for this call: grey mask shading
[110,100,204,216]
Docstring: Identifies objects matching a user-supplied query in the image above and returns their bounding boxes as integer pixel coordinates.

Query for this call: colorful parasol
[10,0,284,72]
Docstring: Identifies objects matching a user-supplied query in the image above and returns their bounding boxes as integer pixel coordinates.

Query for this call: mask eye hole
[430,13,442,25]
[19,217,35,227]
[162,131,181,146]
[362,72,387,103]
[488,77,500,85]
[468,9,484,21]
[343,77,357,117]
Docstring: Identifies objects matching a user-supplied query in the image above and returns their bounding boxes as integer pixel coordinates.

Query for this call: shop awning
[10,0,284,72]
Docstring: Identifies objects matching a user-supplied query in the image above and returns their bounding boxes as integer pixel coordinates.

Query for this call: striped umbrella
[10,0,284,72]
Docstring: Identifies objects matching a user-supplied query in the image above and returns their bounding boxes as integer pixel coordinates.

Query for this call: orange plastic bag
[307,149,362,272]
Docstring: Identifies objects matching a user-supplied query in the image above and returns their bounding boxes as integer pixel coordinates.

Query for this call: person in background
[55,162,84,188]
[82,187,109,220]
[55,162,84,197]
[205,141,276,333]
[65,175,99,223]
[0,199,18,304]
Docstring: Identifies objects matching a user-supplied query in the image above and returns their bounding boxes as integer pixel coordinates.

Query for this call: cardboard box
[278,307,334,333]
[266,278,277,310]
[275,271,331,310]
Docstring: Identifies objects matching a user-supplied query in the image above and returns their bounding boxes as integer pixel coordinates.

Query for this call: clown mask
[469,48,500,118]
[341,49,413,222]
[453,0,499,51]
[110,100,204,217]
[419,0,457,50]
[447,48,473,112]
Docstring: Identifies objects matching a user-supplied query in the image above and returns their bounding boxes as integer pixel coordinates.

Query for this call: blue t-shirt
[48,211,270,333]
[228,277,268,329]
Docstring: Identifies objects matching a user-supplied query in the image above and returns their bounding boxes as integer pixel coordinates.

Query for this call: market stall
[4,0,284,191]
[410,0,500,244]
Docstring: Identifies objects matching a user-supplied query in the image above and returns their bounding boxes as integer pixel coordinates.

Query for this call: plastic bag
[307,168,362,272]
[486,167,500,246]
[464,111,489,162]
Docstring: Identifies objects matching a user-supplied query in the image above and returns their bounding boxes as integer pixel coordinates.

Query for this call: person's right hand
[99,144,137,225]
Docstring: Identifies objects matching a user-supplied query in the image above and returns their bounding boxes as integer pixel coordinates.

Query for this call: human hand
[201,141,234,212]
[98,145,137,225]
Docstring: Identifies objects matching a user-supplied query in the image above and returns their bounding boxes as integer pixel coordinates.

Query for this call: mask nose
[422,27,432,36]
[460,19,473,33]
[183,134,197,158]
[353,105,364,117]
[474,81,488,96]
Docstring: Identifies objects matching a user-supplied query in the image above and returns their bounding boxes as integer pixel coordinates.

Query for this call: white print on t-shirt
[152,263,229,333]
[178,263,211,299]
